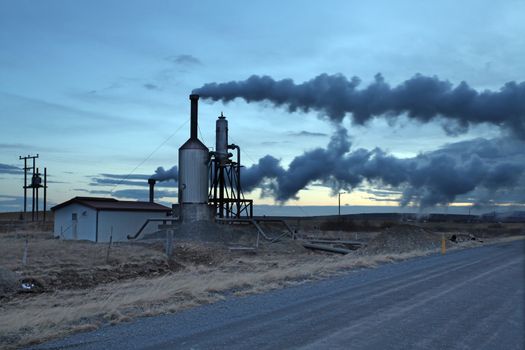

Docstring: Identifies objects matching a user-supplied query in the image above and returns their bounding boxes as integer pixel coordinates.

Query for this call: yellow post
[441,234,446,255]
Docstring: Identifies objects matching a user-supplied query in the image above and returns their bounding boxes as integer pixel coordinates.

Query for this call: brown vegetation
[0,219,522,349]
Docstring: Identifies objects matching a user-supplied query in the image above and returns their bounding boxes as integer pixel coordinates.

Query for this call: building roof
[51,197,171,212]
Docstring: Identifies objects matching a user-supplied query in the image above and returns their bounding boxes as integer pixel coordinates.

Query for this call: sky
[1,0,524,215]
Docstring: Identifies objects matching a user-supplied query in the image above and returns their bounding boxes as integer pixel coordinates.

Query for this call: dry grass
[0,223,522,349]
[0,246,440,349]
[0,232,176,293]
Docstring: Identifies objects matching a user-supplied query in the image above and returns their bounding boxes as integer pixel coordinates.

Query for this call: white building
[51,197,171,242]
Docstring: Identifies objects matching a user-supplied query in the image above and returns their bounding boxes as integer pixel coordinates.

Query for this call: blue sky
[1,0,524,214]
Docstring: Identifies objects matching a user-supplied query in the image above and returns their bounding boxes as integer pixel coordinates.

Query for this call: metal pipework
[148,178,156,203]
[229,143,241,217]
[190,94,199,139]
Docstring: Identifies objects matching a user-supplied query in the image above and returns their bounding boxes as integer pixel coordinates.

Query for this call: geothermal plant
[149,94,253,224]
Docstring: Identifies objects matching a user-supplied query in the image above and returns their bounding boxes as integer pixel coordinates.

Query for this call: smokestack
[148,178,156,203]
[190,94,199,139]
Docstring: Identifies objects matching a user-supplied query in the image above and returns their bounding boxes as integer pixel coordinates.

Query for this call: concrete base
[179,203,214,223]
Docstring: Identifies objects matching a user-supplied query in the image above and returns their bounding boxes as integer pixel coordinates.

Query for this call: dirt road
[30,239,524,350]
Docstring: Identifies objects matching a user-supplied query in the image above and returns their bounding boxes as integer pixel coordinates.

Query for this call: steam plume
[241,130,525,207]
[194,74,525,138]
[150,165,178,182]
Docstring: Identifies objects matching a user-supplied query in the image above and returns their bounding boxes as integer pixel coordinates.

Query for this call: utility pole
[338,192,346,216]
[19,154,38,221]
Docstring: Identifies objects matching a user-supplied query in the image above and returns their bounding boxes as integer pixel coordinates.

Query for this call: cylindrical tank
[178,94,209,204]
[215,113,229,162]
[178,139,209,204]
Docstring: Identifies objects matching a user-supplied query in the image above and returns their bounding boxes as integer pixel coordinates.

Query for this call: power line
[198,125,208,147]
[229,137,258,164]
[109,119,189,194]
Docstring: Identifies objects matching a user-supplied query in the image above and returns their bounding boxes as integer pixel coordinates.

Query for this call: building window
[72,213,78,221]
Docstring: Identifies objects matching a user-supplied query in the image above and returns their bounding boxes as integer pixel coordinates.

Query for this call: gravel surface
[29,239,525,350]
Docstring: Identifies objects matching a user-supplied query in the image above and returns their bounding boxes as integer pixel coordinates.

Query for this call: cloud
[194,73,525,139]
[89,168,178,188]
[90,178,149,187]
[86,188,177,201]
[287,131,328,137]
[0,163,23,174]
[260,141,291,146]
[166,54,202,66]
[113,189,177,200]
[98,173,151,180]
[0,195,23,211]
[0,143,61,152]
[0,92,147,133]
[241,129,525,208]
[0,143,29,149]
[73,188,90,192]
[143,83,160,90]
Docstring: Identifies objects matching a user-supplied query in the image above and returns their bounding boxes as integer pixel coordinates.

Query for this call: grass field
[0,218,522,349]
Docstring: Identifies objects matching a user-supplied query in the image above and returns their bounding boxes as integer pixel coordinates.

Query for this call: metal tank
[215,113,229,163]
[178,94,209,204]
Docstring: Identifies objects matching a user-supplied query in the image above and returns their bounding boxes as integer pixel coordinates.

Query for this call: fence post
[165,229,173,257]
[22,238,28,265]
[106,226,113,263]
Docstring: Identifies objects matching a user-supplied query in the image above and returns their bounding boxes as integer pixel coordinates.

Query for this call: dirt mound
[0,267,20,297]
[358,227,440,255]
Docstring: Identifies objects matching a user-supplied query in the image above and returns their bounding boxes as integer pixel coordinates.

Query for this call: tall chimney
[148,178,156,203]
[190,94,199,139]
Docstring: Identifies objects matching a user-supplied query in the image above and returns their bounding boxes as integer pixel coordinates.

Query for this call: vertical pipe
[213,162,218,216]
[148,179,156,203]
[43,168,47,222]
[189,94,199,139]
[219,166,224,218]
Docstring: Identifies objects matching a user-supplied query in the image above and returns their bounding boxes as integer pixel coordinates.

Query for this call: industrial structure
[175,94,253,223]
[209,114,253,218]
[176,94,213,222]
[55,93,257,243]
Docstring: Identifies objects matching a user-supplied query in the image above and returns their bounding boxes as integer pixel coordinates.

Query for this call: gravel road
[30,239,525,350]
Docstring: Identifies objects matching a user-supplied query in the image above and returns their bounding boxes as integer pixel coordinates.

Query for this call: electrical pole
[35,168,40,221]
[19,154,38,221]
[43,168,47,222]
[338,192,346,216]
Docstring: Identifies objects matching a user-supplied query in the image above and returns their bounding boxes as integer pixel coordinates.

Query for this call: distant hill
[481,210,525,222]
